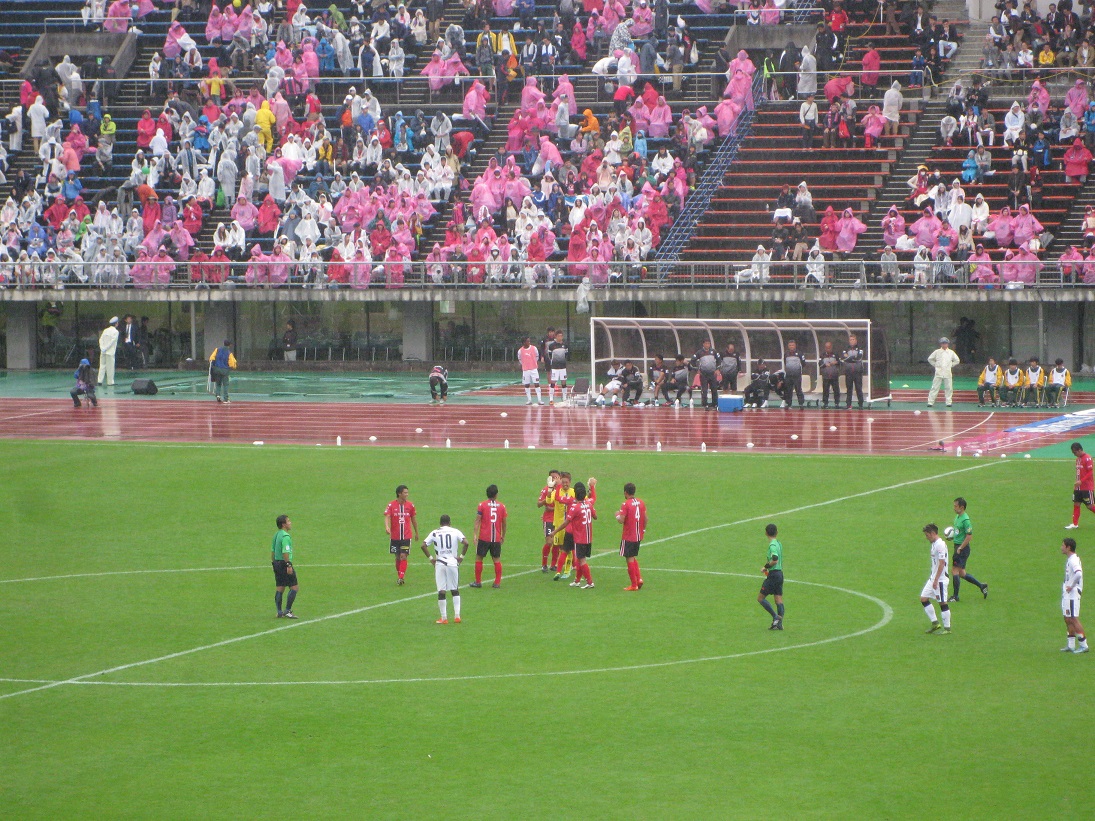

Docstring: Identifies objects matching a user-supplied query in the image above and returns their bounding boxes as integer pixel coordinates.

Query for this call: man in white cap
[927,336,960,408]
[98,316,120,387]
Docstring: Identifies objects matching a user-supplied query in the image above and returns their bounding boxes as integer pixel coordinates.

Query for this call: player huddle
[378,476,648,622]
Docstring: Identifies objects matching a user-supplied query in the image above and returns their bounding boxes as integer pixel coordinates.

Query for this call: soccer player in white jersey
[920,523,952,635]
[421,515,469,624]
[518,336,544,405]
[1060,538,1088,653]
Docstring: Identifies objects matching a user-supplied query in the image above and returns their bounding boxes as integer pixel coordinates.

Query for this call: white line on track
[898,411,997,452]
[0,461,996,700]
[0,408,72,423]
[1,572,893,688]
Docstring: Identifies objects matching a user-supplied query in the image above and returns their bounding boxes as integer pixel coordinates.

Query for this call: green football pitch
[1,441,1090,819]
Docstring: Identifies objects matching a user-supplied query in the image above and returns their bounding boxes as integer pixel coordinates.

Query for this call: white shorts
[435,561,459,591]
[550,369,568,384]
[1062,592,1081,618]
[921,577,949,602]
[604,379,622,394]
[522,369,540,386]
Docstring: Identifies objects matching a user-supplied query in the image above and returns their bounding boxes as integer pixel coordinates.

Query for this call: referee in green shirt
[758,523,785,630]
[272,515,299,619]
[949,497,987,602]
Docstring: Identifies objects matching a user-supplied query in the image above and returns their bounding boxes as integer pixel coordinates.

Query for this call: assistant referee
[758,523,785,630]
[272,514,299,619]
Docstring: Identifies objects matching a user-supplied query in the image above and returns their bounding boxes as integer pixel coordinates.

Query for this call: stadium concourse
[0,384,1091,454]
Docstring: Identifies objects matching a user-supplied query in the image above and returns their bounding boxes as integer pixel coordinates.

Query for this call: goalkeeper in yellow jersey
[551,472,575,580]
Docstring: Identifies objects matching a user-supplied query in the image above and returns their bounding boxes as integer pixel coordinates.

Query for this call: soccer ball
[943,526,955,538]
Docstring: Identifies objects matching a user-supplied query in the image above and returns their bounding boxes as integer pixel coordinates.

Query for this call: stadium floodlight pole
[589,309,596,395]
[866,321,873,404]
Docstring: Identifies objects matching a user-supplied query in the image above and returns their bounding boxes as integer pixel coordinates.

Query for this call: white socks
[438,598,447,619]
[924,603,936,623]
[453,593,461,618]
[941,609,951,628]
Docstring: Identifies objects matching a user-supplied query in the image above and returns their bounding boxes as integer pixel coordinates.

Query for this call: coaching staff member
[272,514,299,619]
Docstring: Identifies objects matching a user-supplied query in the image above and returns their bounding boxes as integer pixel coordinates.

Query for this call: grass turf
[1,441,1091,819]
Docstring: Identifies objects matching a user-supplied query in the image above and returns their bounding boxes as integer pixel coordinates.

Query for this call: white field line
[0,461,998,700]
[2,573,892,688]
[898,411,997,452]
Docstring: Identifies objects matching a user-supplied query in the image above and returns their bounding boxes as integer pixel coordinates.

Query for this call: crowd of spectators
[1,0,726,287]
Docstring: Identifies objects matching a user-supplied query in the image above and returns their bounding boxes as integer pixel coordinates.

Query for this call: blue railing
[656,71,764,263]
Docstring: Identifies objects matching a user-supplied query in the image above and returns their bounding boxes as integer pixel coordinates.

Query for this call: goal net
[589,317,890,403]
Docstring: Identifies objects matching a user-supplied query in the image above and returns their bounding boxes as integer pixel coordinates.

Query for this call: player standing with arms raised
[470,484,507,588]
[1067,442,1095,529]
[518,336,544,405]
[948,497,987,601]
[538,470,561,571]
[385,484,419,585]
[1060,538,1088,653]
[421,515,469,624]
[758,524,785,629]
[921,524,952,634]
[546,330,569,406]
[616,483,647,591]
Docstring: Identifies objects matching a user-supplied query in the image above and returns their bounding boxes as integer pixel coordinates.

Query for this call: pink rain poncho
[1011,204,1044,247]
[835,208,867,253]
[463,80,489,119]
[986,207,1015,247]
[647,97,673,138]
[1066,79,1089,118]
[714,97,743,137]
[909,207,942,249]
[881,206,906,247]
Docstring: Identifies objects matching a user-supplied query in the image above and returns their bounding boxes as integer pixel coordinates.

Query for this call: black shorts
[1075,489,1095,506]
[476,539,502,559]
[272,560,297,587]
[543,521,554,539]
[760,569,784,597]
[576,542,592,560]
[952,545,970,569]
[620,540,641,558]
[561,532,575,552]
[390,539,411,554]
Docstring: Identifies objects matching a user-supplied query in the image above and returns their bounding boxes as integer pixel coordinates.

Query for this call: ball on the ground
[1024,453,1031,459]
[415,427,423,433]
[867,417,875,423]
[746,442,755,449]
[458,419,466,425]
[1000,453,1007,458]
[790,434,799,441]
[914,410,922,415]
[500,412,508,418]
[369,435,377,442]
[943,526,955,538]
[829,425,837,432]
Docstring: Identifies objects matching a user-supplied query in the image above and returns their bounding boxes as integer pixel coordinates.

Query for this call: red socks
[1075,505,1082,526]
[541,543,551,566]
[551,545,560,567]
[397,558,407,579]
[556,553,567,573]
[582,564,592,584]
[474,560,483,584]
[627,559,642,586]
[494,561,503,585]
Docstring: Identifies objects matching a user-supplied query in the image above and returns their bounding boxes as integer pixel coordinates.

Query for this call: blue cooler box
[717,396,744,413]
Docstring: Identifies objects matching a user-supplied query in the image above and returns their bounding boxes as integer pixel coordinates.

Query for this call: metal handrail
[0,257,1073,290]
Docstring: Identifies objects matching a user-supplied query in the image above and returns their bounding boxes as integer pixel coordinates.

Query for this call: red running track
[0,398,1079,455]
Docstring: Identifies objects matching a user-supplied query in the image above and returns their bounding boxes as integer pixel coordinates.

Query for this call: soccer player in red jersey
[470,483,507,588]
[384,484,419,585]
[1067,442,1095,529]
[616,482,648,591]
[538,470,561,571]
[551,478,597,588]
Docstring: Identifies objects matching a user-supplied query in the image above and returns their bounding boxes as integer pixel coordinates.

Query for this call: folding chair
[571,377,592,407]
